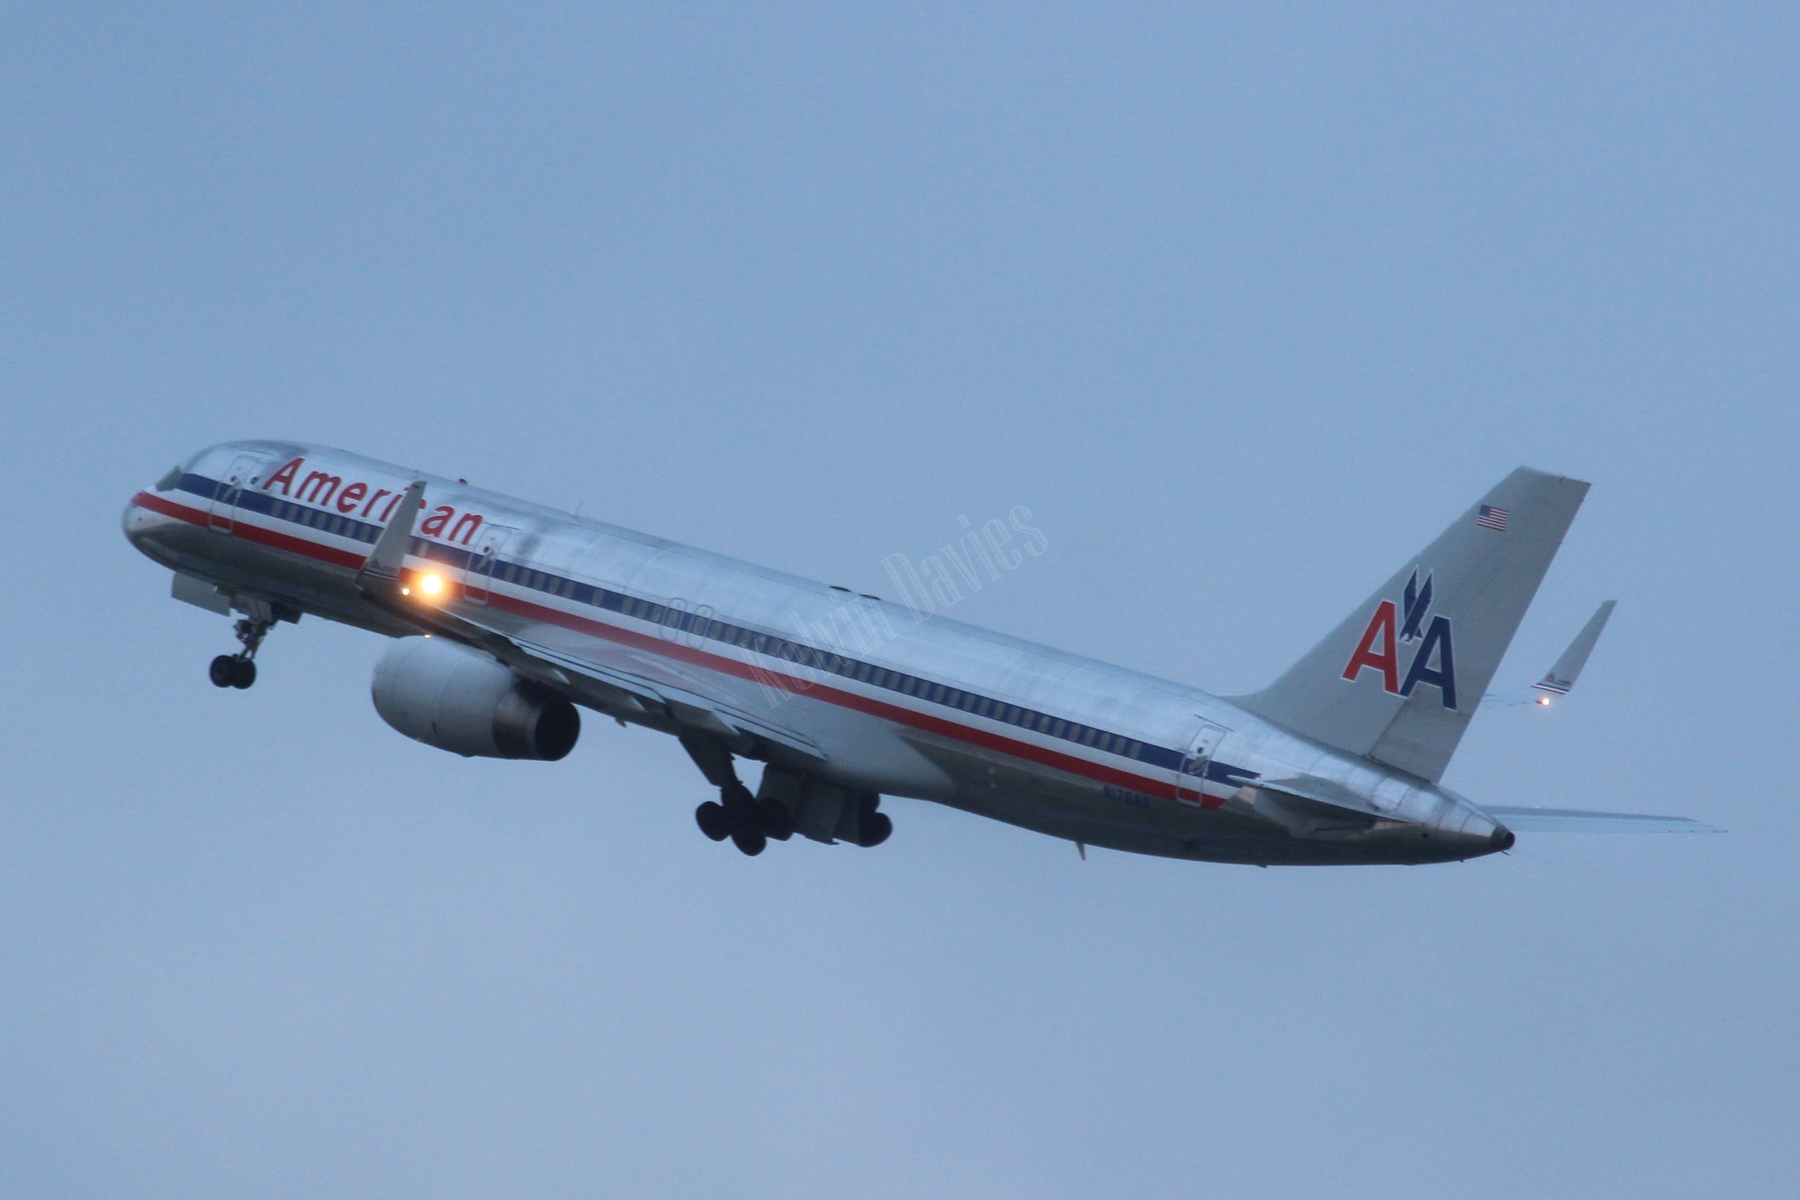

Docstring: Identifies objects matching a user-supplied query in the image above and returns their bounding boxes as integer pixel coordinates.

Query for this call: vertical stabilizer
[1230,468,1589,781]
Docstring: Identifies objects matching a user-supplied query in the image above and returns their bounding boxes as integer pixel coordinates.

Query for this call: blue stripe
[188,472,1258,782]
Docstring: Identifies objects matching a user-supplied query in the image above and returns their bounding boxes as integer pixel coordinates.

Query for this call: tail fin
[1230,468,1589,781]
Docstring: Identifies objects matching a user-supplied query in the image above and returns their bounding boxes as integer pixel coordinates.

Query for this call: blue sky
[3,4,1796,1197]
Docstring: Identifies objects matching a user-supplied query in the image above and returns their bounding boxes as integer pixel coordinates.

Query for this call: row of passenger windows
[492,559,1149,760]
[263,498,379,544]
[599,586,1146,759]
[496,562,579,598]
[243,479,1147,763]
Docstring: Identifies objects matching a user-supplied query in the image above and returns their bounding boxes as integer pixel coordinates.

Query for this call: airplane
[122,441,1716,865]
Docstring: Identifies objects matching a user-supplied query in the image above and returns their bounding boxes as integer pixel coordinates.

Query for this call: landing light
[420,573,444,596]
[1537,696,1552,706]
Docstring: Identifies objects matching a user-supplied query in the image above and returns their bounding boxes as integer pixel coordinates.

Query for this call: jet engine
[371,636,580,760]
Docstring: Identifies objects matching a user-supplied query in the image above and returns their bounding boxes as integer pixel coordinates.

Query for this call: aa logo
[1340,569,1457,709]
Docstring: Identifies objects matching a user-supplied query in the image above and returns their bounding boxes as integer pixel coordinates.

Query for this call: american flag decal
[1476,504,1509,531]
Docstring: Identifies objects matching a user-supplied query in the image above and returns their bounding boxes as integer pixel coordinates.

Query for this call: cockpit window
[155,466,183,492]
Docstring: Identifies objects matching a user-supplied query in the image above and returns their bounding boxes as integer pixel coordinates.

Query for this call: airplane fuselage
[124,440,1512,866]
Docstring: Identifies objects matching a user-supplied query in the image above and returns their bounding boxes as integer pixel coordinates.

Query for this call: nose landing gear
[209,614,274,690]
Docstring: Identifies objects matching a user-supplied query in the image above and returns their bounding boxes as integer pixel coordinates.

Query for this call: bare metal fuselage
[125,440,1511,866]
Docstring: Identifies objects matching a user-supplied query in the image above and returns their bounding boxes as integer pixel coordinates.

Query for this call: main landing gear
[680,734,893,857]
[695,782,794,857]
[209,614,274,690]
[680,731,893,859]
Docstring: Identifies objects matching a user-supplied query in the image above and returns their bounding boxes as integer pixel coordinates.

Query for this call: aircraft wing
[353,481,825,762]
[442,610,827,761]
[490,623,827,762]
[1533,600,1616,697]
[1484,600,1617,708]
[1482,806,1723,833]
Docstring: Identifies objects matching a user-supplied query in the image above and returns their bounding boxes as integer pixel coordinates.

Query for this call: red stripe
[477,588,1182,802]
[132,491,367,569]
[130,492,1182,802]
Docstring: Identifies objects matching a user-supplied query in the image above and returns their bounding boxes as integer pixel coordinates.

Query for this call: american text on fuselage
[120,439,1592,866]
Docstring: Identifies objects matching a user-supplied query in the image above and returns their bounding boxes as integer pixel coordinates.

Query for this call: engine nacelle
[371,636,580,760]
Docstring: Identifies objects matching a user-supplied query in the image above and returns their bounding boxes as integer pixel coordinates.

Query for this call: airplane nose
[121,494,173,555]
[122,497,153,547]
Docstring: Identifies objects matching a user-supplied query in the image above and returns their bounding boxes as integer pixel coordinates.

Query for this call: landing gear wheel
[755,797,795,841]
[695,801,731,842]
[210,610,279,691]
[210,656,238,688]
[730,828,767,857]
[857,812,893,848]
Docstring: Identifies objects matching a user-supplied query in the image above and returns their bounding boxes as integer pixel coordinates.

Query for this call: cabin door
[1175,719,1230,808]
[208,454,259,534]
[463,525,520,604]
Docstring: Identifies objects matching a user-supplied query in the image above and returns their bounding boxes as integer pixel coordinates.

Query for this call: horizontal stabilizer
[1484,806,1722,833]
